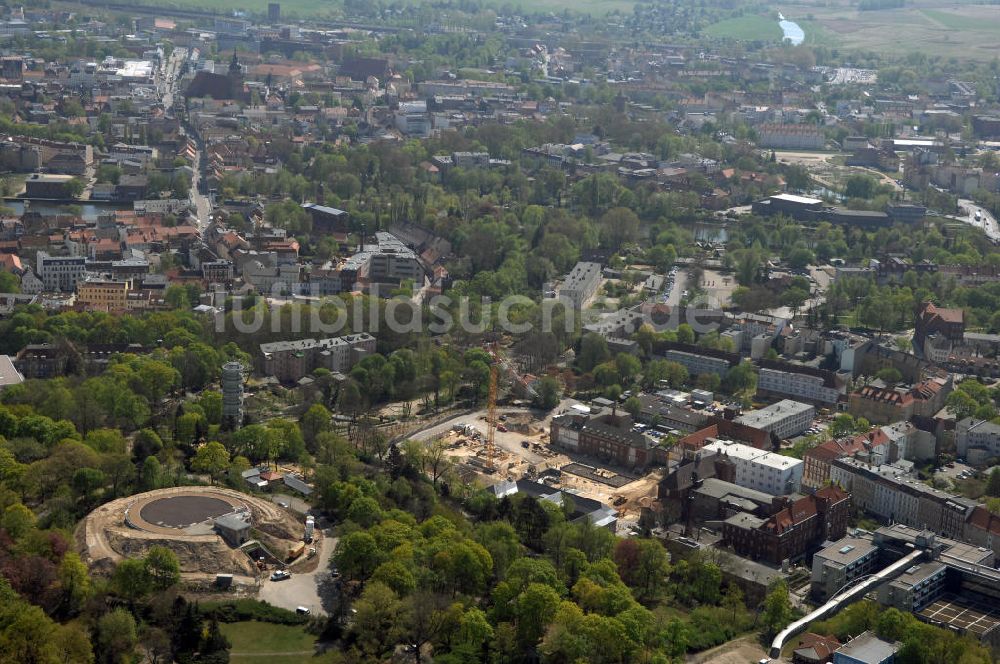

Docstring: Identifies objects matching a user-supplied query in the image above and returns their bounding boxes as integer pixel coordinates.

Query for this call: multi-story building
[735,399,815,440]
[756,361,841,406]
[913,301,965,350]
[802,426,905,488]
[76,277,130,311]
[340,233,425,292]
[551,412,658,471]
[878,560,947,613]
[557,261,602,311]
[756,123,825,150]
[955,418,1000,466]
[702,439,803,495]
[25,173,78,198]
[811,537,880,602]
[660,342,740,378]
[36,252,86,292]
[829,457,976,538]
[721,485,850,564]
[848,376,951,424]
[259,333,376,382]
[13,343,69,379]
[202,260,234,283]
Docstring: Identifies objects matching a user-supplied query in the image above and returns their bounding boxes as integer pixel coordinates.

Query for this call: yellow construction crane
[485,361,498,473]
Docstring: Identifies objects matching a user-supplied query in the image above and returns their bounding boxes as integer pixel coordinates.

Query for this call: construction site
[78,486,315,582]
[411,345,662,528]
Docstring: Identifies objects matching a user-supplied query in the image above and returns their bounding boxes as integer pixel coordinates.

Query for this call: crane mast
[486,362,498,473]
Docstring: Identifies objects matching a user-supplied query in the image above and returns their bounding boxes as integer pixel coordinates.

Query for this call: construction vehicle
[304,515,315,543]
[286,542,305,562]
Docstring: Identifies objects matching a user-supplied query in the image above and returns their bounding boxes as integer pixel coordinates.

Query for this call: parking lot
[935,461,977,484]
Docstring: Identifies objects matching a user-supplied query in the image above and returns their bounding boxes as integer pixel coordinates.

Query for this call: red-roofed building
[793,633,841,664]
[722,485,850,564]
[802,429,893,488]
[848,376,952,424]
[914,301,965,349]
[678,418,773,458]
[964,505,1000,556]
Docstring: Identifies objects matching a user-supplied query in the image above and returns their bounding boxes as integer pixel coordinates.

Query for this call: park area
[220,621,331,664]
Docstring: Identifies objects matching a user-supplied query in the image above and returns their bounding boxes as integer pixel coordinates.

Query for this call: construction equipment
[486,361,498,473]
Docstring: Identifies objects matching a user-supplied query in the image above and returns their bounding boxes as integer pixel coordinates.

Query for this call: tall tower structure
[221,361,245,430]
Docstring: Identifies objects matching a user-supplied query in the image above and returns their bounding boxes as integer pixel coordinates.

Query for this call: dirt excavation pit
[79,486,305,579]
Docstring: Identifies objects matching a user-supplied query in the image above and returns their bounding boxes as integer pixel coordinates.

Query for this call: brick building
[722,485,850,564]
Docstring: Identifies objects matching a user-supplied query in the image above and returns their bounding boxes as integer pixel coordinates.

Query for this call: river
[777,13,805,45]
[1,200,127,220]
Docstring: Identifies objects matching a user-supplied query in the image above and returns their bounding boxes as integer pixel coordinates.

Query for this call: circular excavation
[79,486,304,580]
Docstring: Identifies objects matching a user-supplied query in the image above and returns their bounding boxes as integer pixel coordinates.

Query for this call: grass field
[921,8,1000,32]
[780,1,1000,59]
[703,15,783,41]
[220,621,327,664]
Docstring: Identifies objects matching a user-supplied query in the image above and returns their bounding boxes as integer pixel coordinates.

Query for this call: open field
[220,621,327,664]
[782,1,1000,59]
[703,15,783,41]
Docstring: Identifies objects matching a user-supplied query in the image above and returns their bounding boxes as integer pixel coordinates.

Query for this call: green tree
[96,608,137,664]
[112,558,151,604]
[191,441,230,484]
[533,376,561,411]
[145,546,180,590]
[623,396,642,419]
[578,333,610,372]
[987,467,1000,498]
[350,581,404,658]
[761,580,793,639]
[300,403,330,449]
[334,531,382,581]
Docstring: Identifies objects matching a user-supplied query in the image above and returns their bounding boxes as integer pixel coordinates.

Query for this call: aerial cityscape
[1,0,1000,662]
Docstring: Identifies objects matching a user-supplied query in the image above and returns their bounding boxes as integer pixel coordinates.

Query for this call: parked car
[270,570,291,581]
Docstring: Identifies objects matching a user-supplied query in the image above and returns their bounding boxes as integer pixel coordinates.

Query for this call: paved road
[270,493,312,515]
[257,528,337,616]
[956,198,999,243]
[665,269,688,307]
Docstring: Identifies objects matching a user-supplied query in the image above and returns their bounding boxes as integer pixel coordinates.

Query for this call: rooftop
[835,631,898,664]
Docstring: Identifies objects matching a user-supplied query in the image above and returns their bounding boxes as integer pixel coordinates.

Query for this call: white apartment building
[36,252,87,292]
[702,439,803,495]
[956,418,1000,466]
[757,367,840,406]
[735,399,814,439]
[557,261,602,311]
[662,348,733,377]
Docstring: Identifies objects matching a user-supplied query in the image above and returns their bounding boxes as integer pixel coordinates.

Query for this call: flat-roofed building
[955,417,1000,466]
[703,439,803,495]
[735,399,814,440]
[77,277,130,311]
[811,537,880,601]
[557,261,602,311]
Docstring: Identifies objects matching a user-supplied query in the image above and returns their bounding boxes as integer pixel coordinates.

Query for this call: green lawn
[220,621,326,664]
[920,8,1000,32]
[703,14,783,41]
